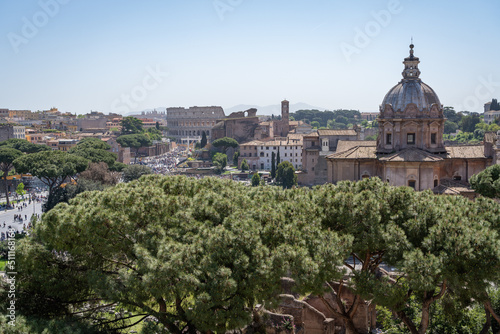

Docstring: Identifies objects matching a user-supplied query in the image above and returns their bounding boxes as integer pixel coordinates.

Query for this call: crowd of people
[0,189,46,241]
[139,148,187,175]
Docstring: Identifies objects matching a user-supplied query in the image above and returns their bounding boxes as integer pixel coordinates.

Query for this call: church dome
[380,44,442,115]
[382,80,441,112]
[377,44,446,154]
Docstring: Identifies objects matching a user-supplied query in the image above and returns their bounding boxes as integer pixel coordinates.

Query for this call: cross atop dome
[402,43,421,79]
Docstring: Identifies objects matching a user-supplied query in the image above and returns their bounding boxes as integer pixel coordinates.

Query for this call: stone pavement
[0,192,47,237]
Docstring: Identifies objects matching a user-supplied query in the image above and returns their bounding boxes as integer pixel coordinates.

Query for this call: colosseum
[166,106,225,143]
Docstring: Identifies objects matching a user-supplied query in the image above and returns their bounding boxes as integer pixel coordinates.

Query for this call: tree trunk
[4,173,9,207]
[395,310,419,334]
[479,306,491,334]
[157,298,181,334]
[344,319,360,334]
[485,300,500,334]
[418,300,432,334]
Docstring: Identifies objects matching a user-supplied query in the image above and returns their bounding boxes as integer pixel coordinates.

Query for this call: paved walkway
[0,192,47,237]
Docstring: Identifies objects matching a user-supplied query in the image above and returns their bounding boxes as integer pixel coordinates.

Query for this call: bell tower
[281,100,290,137]
[402,43,421,79]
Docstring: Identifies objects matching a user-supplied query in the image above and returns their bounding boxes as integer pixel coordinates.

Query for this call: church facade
[326,44,500,193]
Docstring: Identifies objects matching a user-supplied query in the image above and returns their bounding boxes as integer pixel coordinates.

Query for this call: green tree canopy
[271,151,276,178]
[68,138,119,168]
[251,173,260,186]
[16,176,347,332]
[122,164,153,182]
[212,153,227,174]
[0,139,51,153]
[120,116,143,135]
[291,109,361,128]
[276,161,296,189]
[13,150,89,195]
[232,150,240,166]
[201,131,207,148]
[116,134,152,163]
[240,158,249,171]
[470,164,500,198]
[459,113,481,133]
[443,106,463,124]
[444,120,458,134]
[0,147,23,205]
[16,182,26,197]
[145,127,162,141]
[69,146,117,167]
[72,138,111,150]
[314,178,500,334]
[212,137,238,153]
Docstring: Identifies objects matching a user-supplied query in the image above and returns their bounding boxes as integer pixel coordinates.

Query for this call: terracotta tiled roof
[318,129,357,136]
[287,133,305,140]
[445,145,485,159]
[240,140,264,146]
[327,145,377,159]
[379,148,444,162]
[336,140,376,153]
[432,179,475,195]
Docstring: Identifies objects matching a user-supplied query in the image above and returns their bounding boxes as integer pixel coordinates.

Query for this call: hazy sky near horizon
[1,0,500,115]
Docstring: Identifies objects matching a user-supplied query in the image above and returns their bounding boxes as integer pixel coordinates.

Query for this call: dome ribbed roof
[382,79,441,112]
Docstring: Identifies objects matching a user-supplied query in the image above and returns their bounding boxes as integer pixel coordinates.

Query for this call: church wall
[440,159,476,182]
[358,162,379,180]
[330,160,378,183]
[384,162,437,190]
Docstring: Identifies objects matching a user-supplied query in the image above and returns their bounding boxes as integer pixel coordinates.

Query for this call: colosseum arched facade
[166,106,225,142]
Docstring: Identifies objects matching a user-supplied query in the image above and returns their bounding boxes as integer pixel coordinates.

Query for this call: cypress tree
[271,152,276,178]
[200,131,207,148]
[276,147,281,166]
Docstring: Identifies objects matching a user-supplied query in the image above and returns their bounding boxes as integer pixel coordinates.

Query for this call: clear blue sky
[1,0,499,114]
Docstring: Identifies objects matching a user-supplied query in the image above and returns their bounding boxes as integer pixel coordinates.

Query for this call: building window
[260,152,264,157]
[284,153,287,157]
[434,179,438,187]
[266,147,269,150]
[407,133,415,145]
[453,175,462,181]
[386,133,392,145]
[249,153,252,157]
[408,180,416,189]
[431,133,437,145]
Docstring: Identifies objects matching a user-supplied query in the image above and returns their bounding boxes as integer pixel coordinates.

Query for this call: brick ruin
[248,278,376,334]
